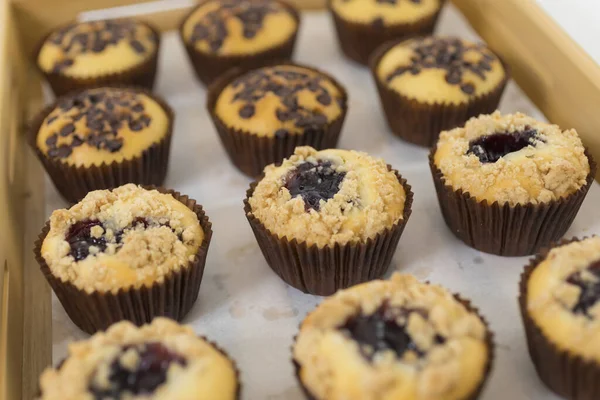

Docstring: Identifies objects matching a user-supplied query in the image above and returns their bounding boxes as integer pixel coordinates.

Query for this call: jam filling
[566,260,600,317]
[339,305,445,360]
[284,161,346,211]
[467,127,542,163]
[89,342,187,399]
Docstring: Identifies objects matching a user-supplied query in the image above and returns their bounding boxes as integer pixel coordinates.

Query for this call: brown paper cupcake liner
[33,186,212,334]
[179,0,300,86]
[28,85,174,204]
[370,39,509,147]
[243,168,413,296]
[429,150,596,256]
[329,0,444,66]
[34,20,160,97]
[207,62,348,178]
[292,293,495,400]
[519,237,600,400]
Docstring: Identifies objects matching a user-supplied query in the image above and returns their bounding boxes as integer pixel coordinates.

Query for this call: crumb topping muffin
[35,87,170,167]
[41,184,204,293]
[215,65,345,138]
[248,146,405,247]
[37,19,158,78]
[330,0,442,27]
[294,273,490,400]
[376,36,505,104]
[181,0,297,56]
[433,112,590,206]
[527,237,600,360]
[39,318,238,400]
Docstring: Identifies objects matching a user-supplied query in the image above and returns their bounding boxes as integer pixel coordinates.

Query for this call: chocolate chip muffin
[38,318,240,399]
[36,19,160,96]
[208,64,348,177]
[430,112,595,256]
[371,36,508,147]
[329,0,445,65]
[244,146,412,295]
[520,237,600,400]
[180,0,300,85]
[34,184,212,333]
[293,273,493,400]
[30,86,173,203]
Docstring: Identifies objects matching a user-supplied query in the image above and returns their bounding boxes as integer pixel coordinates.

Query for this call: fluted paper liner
[519,238,600,400]
[28,85,174,204]
[292,292,495,400]
[207,62,348,178]
[179,0,300,86]
[328,0,444,65]
[370,39,509,148]
[34,20,160,97]
[33,186,212,334]
[244,168,413,296]
[429,150,596,256]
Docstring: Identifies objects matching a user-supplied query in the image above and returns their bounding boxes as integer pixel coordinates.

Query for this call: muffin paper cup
[243,168,413,296]
[328,0,444,66]
[519,238,600,400]
[292,293,495,400]
[28,85,174,204]
[370,40,510,148]
[179,0,300,86]
[207,62,348,178]
[33,186,212,335]
[429,150,596,257]
[34,20,160,97]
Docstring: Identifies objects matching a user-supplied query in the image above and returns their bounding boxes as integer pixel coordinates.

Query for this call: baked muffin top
[181,0,298,56]
[527,237,600,361]
[433,112,590,206]
[215,65,346,138]
[376,36,506,104]
[39,318,238,400]
[248,146,406,247]
[294,273,489,400]
[330,0,442,27]
[37,19,158,78]
[36,87,170,167]
[41,185,204,293]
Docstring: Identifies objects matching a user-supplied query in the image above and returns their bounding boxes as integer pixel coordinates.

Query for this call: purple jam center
[467,127,541,163]
[566,260,600,317]
[283,161,346,211]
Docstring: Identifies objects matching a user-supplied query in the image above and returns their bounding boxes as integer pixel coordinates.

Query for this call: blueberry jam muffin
[31,86,173,203]
[520,237,600,400]
[329,0,444,65]
[36,19,159,95]
[35,184,212,333]
[293,274,493,400]
[244,146,412,295]
[38,318,239,400]
[372,36,508,146]
[180,0,299,85]
[208,64,348,177]
[430,112,594,256]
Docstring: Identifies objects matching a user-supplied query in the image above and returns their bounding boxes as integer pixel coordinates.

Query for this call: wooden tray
[2,0,599,399]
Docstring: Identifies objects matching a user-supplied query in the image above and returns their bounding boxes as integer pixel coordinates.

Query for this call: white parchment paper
[47,5,598,400]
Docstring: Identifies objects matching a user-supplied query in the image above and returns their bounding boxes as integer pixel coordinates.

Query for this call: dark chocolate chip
[317,92,332,106]
[239,104,255,119]
[129,120,143,131]
[372,17,385,28]
[46,115,58,125]
[45,134,58,146]
[59,123,75,137]
[129,40,146,54]
[274,129,288,138]
[460,82,475,94]
[132,104,144,112]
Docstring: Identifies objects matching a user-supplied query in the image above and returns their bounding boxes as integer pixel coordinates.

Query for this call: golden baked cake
[372,36,508,146]
[180,0,300,85]
[244,146,412,295]
[31,87,173,202]
[38,318,239,399]
[293,273,492,400]
[521,237,600,400]
[430,112,594,256]
[36,19,159,95]
[329,0,445,65]
[208,64,348,177]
